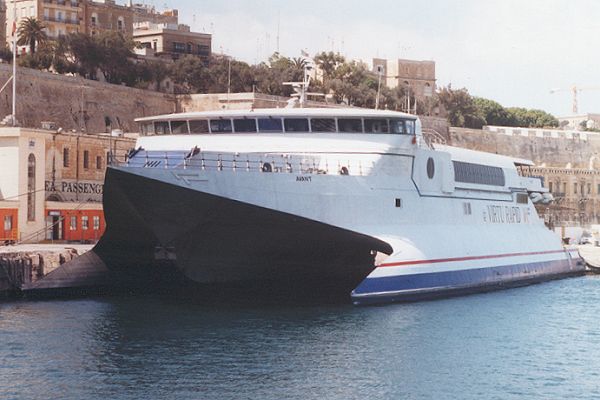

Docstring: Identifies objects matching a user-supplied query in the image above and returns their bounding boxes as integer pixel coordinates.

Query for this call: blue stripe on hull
[351,258,586,305]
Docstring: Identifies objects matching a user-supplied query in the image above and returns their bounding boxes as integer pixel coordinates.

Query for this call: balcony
[43,15,80,25]
[42,0,80,8]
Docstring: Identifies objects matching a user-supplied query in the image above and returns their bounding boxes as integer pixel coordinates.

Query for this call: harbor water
[2,275,600,400]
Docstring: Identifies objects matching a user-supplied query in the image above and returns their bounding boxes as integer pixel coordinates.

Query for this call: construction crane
[550,85,600,114]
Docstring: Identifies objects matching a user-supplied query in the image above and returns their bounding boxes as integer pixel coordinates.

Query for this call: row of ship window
[453,161,506,187]
[141,117,417,136]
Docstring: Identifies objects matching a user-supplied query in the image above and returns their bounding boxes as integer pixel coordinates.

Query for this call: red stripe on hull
[380,249,571,268]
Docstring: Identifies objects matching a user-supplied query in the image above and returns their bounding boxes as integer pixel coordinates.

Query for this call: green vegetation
[17,17,47,55]
[10,28,559,128]
[437,85,558,128]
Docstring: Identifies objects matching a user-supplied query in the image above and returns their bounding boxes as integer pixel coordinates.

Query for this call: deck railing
[116,150,376,177]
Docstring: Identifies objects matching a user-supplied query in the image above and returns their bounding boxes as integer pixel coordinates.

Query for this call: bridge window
[233,118,257,133]
[258,118,283,132]
[311,118,336,132]
[453,161,505,186]
[338,118,363,133]
[284,118,309,132]
[154,121,170,135]
[189,119,209,133]
[364,118,389,133]
[405,120,416,135]
[141,122,155,136]
[210,119,232,133]
[390,119,406,134]
[170,120,189,134]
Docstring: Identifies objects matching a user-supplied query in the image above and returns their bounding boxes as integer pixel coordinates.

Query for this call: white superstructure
[98,107,584,305]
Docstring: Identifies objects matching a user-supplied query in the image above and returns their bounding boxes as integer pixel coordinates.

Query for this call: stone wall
[1,64,176,133]
[420,116,449,135]
[449,127,600,169]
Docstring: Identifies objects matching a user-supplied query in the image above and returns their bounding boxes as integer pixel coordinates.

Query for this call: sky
[144,0,600,116]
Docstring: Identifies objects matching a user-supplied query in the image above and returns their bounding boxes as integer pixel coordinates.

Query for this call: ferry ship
[95,107,585,305]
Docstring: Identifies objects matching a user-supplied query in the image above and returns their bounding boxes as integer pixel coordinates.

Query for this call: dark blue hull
[351,257,586,305]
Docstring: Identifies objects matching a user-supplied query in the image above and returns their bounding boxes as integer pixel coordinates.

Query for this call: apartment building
[133,22,211,62]
[4,0,132,51]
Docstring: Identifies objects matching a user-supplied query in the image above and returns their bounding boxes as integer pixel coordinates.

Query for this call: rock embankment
[0,245,93,297]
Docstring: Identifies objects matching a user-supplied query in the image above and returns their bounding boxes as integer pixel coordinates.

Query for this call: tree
[146,61,170,92]
[63,31,138,85]
[17,17,47,55]
[170,55,208,93]
[64,33,103,79]
[18,42,53,70]
[95,31,138,85]
[51,35,77,74]
[473,97,510,126]
[314,51,345,82]
[437,85,484,128]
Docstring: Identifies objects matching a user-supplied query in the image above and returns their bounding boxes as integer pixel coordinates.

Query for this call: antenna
[276,10,280,54]
[12,0,16,126]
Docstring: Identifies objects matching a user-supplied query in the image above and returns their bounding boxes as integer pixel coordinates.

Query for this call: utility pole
[226,57,231,108]
[12,0,17,126]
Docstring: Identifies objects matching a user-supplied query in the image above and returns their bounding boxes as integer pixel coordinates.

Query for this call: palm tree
[17,17,47,55]
[291,57,308,71]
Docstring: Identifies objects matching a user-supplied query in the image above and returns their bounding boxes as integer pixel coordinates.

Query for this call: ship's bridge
[135,108,421,139]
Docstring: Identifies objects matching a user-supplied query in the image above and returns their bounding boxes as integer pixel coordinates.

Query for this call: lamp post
[375,65,383,110]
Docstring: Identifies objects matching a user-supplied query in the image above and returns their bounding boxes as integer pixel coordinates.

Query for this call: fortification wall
[0,64,176,133]
[449,127,600,169]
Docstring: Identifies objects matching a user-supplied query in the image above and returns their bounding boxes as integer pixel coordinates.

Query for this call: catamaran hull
[94,167,392,298]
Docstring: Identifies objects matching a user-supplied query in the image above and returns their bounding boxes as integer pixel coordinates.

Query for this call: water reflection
[3,277,600,399]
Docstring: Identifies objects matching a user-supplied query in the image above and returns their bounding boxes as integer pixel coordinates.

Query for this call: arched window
[91,12,98,26]
[424,82,432,97]
[117,16,124,31]
[27,154,36,221]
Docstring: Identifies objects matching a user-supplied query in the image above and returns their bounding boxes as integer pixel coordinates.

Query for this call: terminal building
[0,127,134,243]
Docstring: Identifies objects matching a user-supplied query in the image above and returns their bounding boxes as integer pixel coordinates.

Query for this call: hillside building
[372,58,436,100]
[133,21,211,62]
[131,3,177,25]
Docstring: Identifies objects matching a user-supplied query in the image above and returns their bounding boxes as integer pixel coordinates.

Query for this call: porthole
[427,158,435,179]
[261,162,272,172]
